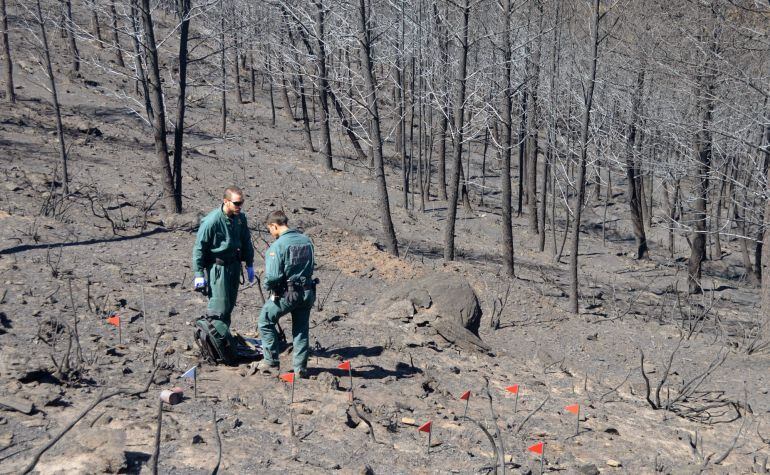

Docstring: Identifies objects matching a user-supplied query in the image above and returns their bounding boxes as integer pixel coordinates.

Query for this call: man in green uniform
[192,187,255,326]
[257,210,316,377]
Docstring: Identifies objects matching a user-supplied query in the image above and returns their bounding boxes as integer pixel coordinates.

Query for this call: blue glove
[246,267,255,283]
[194,276,206,289]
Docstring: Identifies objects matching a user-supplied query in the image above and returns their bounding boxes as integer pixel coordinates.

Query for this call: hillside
[0,2,769,474]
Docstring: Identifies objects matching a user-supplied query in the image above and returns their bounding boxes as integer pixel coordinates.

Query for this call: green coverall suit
[258,229,315,373]
[192,206,254,325]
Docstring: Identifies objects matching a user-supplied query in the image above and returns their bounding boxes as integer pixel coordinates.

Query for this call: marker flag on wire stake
[338,360,354,397]
[106,314,121,344]
[280,373,296,404]
[527,441,543,454]
[459,390,471,418]
[506,384,520,413]
[337,360,351,371]
[181,365,198,399]
[528,441,545,474]
[565,404,580,435]
[418,421,432,453]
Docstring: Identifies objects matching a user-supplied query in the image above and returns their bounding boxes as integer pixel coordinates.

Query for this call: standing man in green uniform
[192,187,255,327]
[257,210,316,377]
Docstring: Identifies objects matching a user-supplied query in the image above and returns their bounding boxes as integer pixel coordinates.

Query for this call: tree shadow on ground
[314,345,384,359]
[124,452,151,474]
[0,227,170,255]
[309,356,422,381]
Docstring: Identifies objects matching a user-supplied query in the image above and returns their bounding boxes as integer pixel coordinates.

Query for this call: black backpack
[193,315,262,365]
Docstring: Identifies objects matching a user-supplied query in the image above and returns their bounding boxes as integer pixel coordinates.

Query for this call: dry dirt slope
[1,5,769,474]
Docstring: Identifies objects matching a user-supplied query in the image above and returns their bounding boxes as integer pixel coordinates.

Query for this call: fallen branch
[351,399,377,443]
[21,365,160,474]
[712,416,746,465]
[460,415,499,475]
[639,349,657,409]
[150,398,162,474]
[211,408,221,475]
[514,394,551,434]
[483,377,505,474]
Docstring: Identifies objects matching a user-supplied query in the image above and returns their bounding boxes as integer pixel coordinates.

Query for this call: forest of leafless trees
[2,0,769,319]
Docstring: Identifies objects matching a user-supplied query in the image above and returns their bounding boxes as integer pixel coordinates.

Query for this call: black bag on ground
[193,315,238,365]
[193,315,261,365]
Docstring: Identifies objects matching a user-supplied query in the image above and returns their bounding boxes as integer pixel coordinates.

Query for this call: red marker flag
[106,315,120,326]
[337,360,351,371]
[280,373,295,384]
[527,441,543,455]
[565,404,580,414]
[418,421,432,433]
[505,384,519,394]
[459,390,471,401]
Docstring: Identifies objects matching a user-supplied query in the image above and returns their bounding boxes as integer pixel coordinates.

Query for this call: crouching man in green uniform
[257,210,316,377]
[192,187,255,327]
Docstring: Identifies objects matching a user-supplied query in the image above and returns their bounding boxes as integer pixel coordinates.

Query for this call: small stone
[192,434,204,444]
[0,396,34,414]
[401,417,417,426]
[360,464,375,475]
[604,427,620,436]
[576,463,600,475]
[0,432,13,449]
[606,459,622,468]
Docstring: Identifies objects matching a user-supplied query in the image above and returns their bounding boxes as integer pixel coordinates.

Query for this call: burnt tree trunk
[234,41,243,104]
[517,91,527,216]
[63,0,79,73]
[358,0,398,256]
[625,69,648,259]
[140,0,176,211]
[219,9,227,137]
[171,0,190,213]
[526,0,543,235]
[36,0,69,193]
[443,0,469,262]
[501,0,515,276]
[315,0,333,170]
[110,0,124,67]
[687,24,717,295]
[434,3,448,200]
[1,0,13,103]
[90,0,102,45]
[568,0,600,314]
[130,0,152,123]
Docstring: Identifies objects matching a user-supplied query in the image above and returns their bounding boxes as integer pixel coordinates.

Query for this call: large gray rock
[368,272,488,352]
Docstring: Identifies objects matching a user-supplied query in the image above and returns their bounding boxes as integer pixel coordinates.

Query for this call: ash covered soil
[1,11,770,475]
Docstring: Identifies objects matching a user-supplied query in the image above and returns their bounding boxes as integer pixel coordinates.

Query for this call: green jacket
[263,229,314,291]
[192,206,254,277]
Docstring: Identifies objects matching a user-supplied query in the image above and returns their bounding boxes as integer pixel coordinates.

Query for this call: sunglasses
[231,200,244,206]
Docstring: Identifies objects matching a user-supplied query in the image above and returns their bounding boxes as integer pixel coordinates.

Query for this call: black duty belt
[214,256,238,266]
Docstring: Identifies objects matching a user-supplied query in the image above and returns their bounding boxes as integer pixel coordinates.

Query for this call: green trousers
[258,289,315,373]
[206,262,241,325]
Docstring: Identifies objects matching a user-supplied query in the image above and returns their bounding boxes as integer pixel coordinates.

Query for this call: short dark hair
[223,187,243,200]
[266,210,288,226]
